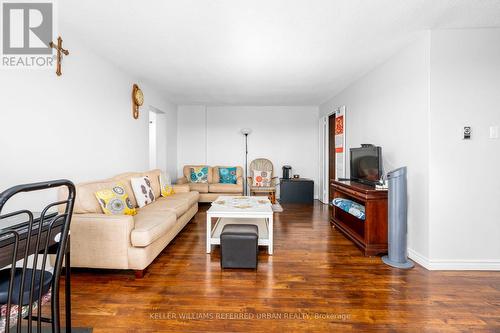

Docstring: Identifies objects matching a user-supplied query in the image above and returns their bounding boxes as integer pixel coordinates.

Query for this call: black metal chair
[0,180,75,333]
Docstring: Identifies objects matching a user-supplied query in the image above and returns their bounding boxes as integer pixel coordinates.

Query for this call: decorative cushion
[252,170,271,187]
[131,176,156,208]
[0,288,51,331]
[94,183,137,215]
[159,172,175,197]
[141,169,161,198]
[190,166,208,183]
[331,198,366,220]
[219,167,237,184]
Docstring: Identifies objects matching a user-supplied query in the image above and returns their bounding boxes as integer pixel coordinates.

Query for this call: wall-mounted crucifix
[49,36,69,76]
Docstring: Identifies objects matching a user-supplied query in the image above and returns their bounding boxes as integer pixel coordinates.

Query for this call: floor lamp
[241,128,252,195]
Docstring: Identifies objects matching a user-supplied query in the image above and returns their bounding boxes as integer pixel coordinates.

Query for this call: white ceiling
[60,0,500,105]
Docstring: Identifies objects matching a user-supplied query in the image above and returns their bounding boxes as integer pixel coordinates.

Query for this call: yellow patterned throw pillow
[95,184,137,216]
[161,185,175,197]
[160,171,175,197]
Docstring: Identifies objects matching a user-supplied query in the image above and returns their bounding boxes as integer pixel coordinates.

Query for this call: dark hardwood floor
[63,202,500,332]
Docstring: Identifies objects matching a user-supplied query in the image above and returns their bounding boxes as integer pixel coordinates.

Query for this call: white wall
[0,30,176,213]
[319,33,431,258]
[177,106,319,197]
[177,105,207,177]
[319,29,500,270]
[150,106,178,179]
[165,108,178,179]
[149,111,158,169]
[429,28,500,267]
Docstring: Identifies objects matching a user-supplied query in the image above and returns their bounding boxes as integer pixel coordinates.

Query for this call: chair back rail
[247,159,278,203]
[249,158,274,178]
[0,180,75,333]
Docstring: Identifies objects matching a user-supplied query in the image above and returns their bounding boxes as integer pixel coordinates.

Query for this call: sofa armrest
[173,184,190,193]
[176,177,188,185]
[237,176,243,185]
[69,213,135,269]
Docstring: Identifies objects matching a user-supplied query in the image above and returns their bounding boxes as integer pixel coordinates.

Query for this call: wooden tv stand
[330,180,388,256]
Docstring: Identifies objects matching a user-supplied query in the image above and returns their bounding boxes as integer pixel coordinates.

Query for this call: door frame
[318,116,329,203]
[148,106,166,170]
[318,106,346,204]
[328,112,336,202]
[319,110,335,204]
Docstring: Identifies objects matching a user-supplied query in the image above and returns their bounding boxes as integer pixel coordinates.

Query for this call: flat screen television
[350,146,383,186]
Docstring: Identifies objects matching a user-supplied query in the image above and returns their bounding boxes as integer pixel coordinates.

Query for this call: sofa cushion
[73,179,133,214]
[209,183,243,194]
[94,184,137,216]
[142,197,189,218]
[141,169,161,198]
[110,172,142,207]
[131,210,177,247]
[218,167,237,184]
[170,191,199,206]
[252,170,272,187]
[160,172,175,197]
[183,165,213,183]
[111,169,161,202]
[213,166,243,183]
[131,176,156,208]
[190,166,209,183]
[188,182,209,193]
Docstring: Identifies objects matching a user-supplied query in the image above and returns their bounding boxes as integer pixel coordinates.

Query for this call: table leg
[268,215,274,255]
[206,214,212,253]
[65,238,71,333]
[270,192,276,204]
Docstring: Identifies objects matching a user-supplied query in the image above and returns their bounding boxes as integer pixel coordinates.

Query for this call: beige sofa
[60,169,198,277]
[177,165,243,202]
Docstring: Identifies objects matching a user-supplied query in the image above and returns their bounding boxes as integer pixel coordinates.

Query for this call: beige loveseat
[177,165,243,202]
[59,169,198,277]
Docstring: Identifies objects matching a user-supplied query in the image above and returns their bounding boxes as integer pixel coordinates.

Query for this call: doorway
[318,113,335,204]
[148,107,167,171]
[328,113,336,202]
[319,106,346,204]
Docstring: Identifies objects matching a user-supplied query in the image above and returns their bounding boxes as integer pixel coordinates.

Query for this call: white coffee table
[206,196,274,255]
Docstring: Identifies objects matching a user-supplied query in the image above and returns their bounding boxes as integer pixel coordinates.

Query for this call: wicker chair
[247,158,278,204]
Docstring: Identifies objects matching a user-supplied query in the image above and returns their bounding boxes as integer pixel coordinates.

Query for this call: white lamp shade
[241,128,252,135]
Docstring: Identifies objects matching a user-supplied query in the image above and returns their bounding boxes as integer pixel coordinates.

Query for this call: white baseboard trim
[408,249,500,271]
[408,249,430,269]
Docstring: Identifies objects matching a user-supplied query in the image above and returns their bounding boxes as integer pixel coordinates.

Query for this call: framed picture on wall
[335,106,346,179]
